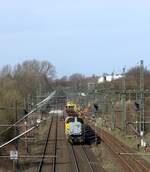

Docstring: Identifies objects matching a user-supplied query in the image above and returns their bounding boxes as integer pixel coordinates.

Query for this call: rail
[38,117,54,172]
[52,115,58,172]
[102,130,150,172]
[70,145,95,172]
[71,145,80,172]
[91,124,150,172]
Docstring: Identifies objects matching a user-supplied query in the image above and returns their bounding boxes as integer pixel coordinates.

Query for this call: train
[65,101,78,116]
[64,101,85,144]
[65,116,85,144]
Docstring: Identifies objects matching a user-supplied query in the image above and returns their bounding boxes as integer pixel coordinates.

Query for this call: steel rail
[71,145,80,172]
[98,127,150,172]
[82,146,94,172]
[52,115,58,172]
[0,155,56,158]
[38,117,54,172]
[103,131,150,172]
[102,133,136,172]
[87,119,150,172]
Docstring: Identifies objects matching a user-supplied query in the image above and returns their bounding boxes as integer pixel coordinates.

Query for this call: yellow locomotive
[65,101,81,117]
[65,116,84,144]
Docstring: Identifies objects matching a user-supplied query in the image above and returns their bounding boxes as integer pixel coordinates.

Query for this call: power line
[0,91,56,136]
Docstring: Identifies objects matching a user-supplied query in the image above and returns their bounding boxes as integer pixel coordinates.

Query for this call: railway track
[36,115,105,172]
[82,145,95,172]
[90,123,150,172]
[101,129,150,172]
[70,144,104,172]
[70,145,80,172]
[38,115,58,172]
[38,116,53,172]
[52,115,58,172]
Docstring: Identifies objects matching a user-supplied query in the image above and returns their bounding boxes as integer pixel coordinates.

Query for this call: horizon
[0,0,150,77]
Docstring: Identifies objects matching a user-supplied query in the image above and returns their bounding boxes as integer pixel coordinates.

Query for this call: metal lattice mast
[140,60,144,135]
[111,72,115,129]
[121,67,126,131]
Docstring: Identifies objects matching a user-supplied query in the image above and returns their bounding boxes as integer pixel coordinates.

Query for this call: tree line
[1,59,150,142]
[0,59,55,141]
[0,59,96,142]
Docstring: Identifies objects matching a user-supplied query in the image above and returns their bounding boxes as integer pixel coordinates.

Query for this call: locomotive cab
[65,116,84,144]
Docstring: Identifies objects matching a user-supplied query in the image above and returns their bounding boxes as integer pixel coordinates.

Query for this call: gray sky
[0,0,150,77]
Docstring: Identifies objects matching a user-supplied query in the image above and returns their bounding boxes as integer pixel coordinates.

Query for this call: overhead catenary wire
[0,125,37,148]
[0,91,56,136]
[0,109,55,149]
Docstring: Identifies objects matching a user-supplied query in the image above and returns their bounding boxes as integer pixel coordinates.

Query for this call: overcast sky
[0,0,150,77]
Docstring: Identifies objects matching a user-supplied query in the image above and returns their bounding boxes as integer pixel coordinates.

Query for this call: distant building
[77,92,86,96]
[98,74,122,83]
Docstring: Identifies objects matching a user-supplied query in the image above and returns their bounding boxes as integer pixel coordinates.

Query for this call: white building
[98,74,122,83]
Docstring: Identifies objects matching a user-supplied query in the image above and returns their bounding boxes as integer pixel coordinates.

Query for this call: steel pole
[140,60,144,136]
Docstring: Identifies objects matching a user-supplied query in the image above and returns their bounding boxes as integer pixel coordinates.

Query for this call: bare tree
[13,59,55,95]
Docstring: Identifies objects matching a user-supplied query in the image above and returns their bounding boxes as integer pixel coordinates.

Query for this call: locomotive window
[77,118,84,124]
[69,118,75,122]
[66,118,75,123]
